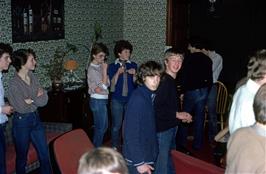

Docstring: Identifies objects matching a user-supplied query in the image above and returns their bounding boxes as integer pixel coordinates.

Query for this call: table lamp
[64,59,82,84]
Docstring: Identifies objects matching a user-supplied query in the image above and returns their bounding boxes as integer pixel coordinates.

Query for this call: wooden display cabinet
[38,86,93,138]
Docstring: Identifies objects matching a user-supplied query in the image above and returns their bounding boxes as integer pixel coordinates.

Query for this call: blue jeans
[207,84,218,142]
[89,98,108,147]
[177,87,209,150]
[155,127,177,174]
[0,123,6,174]
[12,112,52,174]
[111,99,127,148]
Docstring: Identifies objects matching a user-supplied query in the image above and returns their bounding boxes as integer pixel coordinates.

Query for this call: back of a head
[188,36,205,50]
[203,39,215,51]
[247,49,266,81]
[253,83,266,125]
[78,147,128,174]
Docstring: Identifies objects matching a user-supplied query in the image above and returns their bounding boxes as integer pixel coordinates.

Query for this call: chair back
[50,129,94,174]
[171,150,225,174]
[215,81,229,129]
[216,81,228,114]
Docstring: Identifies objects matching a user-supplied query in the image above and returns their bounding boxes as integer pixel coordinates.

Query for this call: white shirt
[208,51,223,83]
[0,72,8,124]
[87,63,109,99]
[229,79,259,134]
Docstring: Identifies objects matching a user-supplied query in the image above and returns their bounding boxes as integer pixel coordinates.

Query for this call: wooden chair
[49,129,94,174]
[205,81,229,130]
[216,81,229,130]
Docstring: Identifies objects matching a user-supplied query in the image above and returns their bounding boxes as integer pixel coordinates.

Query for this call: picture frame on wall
[11,0,64,43]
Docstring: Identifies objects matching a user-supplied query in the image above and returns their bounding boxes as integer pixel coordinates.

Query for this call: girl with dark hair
[7,49,52,174]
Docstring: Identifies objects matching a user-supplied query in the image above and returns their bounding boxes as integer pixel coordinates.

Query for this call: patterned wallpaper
[123,0,166,63]
[0,0,166,88]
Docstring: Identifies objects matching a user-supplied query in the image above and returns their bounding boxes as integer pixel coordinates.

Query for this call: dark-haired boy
[123,61,162,174]
[108,40,137,149]
[0,43,13,174]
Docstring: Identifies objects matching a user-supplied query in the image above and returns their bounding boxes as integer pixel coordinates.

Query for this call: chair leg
[220,114,224,130]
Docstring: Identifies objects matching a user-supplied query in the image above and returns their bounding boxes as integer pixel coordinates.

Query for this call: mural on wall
[11,0,64,43]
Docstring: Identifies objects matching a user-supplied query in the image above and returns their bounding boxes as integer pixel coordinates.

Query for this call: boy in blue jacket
[108,40,137,149]
[123,61,162,174]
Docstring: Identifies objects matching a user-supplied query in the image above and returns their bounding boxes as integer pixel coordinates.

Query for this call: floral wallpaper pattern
[123,0,166,63]
[0,0,166,88]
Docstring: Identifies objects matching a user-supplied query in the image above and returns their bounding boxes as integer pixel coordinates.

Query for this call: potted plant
[45,43,78,89]
[84,22,103,55]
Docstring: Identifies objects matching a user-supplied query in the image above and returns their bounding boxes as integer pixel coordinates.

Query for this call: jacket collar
[115,58,131,66]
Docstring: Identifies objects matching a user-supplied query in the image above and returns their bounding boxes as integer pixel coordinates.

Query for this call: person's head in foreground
[226,83,266,174]
[78,147,128,174]
[253,83,266,125]
[247,49,266,84]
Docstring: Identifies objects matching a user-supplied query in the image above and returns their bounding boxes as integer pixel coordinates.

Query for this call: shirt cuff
[100,83,108,90]
[134,161,145,167]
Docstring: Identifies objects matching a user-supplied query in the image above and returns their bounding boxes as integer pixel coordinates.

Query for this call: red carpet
[184,127,226,168]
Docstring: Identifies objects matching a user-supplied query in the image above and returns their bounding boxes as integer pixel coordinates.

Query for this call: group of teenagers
[87,38,266,174]
[86,38,223,174]
[0,43,52,174]
[80,55,266,174]
[0,36,221,174]
[1,36,264,174]
[76,41,266,174]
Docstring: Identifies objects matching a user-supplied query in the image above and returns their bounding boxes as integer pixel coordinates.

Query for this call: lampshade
[64,59,78,71]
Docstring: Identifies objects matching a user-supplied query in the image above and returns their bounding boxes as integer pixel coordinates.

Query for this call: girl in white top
[87,43,110,147]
